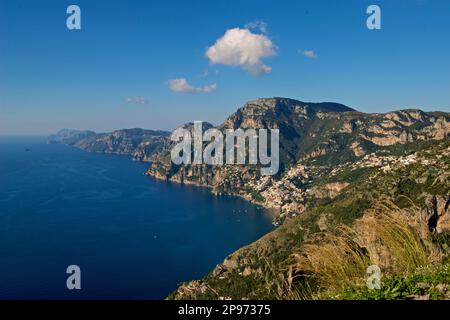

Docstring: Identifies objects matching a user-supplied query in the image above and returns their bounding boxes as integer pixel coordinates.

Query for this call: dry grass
[290,202,431,297]
[295,229,371,293]
[355,205,429,273]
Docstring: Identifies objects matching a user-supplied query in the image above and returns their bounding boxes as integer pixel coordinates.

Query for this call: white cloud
[168,78,217,94]
[206,28,276,76]
[302,50,318,59]
[126,96,148,104]
[245,20,268,34]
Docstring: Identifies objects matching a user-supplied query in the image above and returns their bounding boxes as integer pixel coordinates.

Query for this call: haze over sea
[0,136,273,299]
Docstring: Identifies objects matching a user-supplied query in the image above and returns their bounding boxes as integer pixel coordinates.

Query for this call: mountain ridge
[49,97,449,217]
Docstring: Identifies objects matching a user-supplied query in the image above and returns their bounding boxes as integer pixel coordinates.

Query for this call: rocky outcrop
[308,182,350,199]
[49,128,170,160]
[361,111,448,146]
[427,196,450,234]
[350,141,366,157]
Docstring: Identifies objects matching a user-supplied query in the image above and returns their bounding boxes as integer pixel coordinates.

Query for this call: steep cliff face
[144,98,449,221]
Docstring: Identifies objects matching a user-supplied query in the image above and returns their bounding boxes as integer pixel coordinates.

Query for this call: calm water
[0,136,273,299]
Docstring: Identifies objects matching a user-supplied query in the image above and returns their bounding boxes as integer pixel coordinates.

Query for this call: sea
[0,136,274,299]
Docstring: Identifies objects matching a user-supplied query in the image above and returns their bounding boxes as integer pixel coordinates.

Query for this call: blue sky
[0,0,449,134]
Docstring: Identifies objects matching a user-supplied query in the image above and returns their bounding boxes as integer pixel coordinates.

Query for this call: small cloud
[168,78,217,94]
[302,50,318,59]
[206,27,276,76]
[245,20,268,34]
[126,96,148,104]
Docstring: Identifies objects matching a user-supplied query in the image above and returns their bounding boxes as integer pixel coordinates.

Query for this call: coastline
[144,166,281,222]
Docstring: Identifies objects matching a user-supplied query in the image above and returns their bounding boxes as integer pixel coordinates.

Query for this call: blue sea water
[0,136,274,299]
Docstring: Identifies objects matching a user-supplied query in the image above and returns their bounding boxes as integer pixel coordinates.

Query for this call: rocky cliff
[49,128,170,161]
[144,98,449,223]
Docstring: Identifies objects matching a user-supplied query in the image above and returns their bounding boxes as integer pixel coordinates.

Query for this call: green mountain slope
[169,139,449,300]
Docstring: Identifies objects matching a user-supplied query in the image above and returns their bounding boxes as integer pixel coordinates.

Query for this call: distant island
[50,97,450,300]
